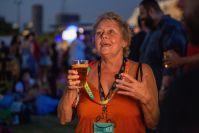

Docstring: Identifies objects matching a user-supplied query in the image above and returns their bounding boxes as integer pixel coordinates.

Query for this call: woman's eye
[108,29,114,34]
[96,31,102,36]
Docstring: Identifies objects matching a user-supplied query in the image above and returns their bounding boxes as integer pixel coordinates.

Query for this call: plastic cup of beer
[72,60,89,88]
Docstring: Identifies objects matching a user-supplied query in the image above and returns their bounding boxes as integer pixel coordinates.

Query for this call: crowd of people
[0,28,98,132]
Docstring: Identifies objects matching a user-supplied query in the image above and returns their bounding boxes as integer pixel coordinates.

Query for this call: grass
[11,114,77,133]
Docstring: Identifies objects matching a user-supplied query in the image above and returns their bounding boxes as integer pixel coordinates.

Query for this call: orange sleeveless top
[75,81,145,133]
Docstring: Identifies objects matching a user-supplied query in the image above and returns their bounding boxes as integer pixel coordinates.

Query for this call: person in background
[29,32,40,77]
[9,34,21,60]
[157,0,199,132]
[58,11,159,133]
[0,41,10,82]
[20,34,33,74]
[129,16,149,62]
[157,68,199,133]
[68,31,86,65]
[164,0,199,72]
[11,69,36,125]
[138,0,187,102]
[39,38,52,83]
[84,31,99,61]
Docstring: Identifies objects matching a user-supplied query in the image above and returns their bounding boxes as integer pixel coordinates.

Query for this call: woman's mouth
[101,43,111,48]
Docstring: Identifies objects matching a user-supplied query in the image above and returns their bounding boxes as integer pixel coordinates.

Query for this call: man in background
[138,0,187,102]
[129,16,149,62]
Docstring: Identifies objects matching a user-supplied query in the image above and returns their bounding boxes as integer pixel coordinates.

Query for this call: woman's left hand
[115,66,159,129]
[116,73,150,104]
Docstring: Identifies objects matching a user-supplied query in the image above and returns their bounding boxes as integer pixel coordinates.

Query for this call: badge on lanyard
[94,122,114,133]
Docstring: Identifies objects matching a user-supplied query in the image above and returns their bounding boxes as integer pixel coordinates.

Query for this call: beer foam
[72,64,88,68]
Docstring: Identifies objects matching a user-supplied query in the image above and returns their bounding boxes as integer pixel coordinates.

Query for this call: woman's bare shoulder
[128,59,138,66]
[89,61,98,71]
[128,59,153,74]
[127,60,138,75]
[87,61,99,80]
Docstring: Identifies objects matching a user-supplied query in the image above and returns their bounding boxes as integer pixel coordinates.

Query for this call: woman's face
[95,20,127,57]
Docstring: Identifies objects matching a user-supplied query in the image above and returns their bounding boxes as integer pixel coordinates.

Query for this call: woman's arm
[116,64,159,129]
[57,90,77,124]
[57,70,80,125]
[139,64,159,129]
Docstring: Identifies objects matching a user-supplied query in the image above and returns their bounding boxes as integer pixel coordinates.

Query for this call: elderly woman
[57,12,159,133]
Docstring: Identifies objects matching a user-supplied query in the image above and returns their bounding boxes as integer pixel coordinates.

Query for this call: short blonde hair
[93,12,131,56]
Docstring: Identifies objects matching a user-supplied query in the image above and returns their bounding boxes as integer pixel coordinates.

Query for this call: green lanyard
[84,82,110,105]
[84,58,129,105]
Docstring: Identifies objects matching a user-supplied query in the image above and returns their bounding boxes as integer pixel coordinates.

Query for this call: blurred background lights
[62,25,78,43]
[78,27,84,34]
[22,30,30,36]
[54,35,62,43]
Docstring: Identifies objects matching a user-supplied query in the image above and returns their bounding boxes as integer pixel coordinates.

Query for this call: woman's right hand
[67,70,81,90]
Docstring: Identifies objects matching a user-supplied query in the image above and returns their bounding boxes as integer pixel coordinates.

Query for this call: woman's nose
[101,31,108,39]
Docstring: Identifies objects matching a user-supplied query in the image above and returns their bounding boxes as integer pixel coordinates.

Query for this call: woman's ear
[122,41,128,48]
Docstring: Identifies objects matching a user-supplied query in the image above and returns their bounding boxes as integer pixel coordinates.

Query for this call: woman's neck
[100,55,123,73]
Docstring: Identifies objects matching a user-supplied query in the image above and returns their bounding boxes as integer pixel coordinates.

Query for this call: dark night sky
[0,0,141,32]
